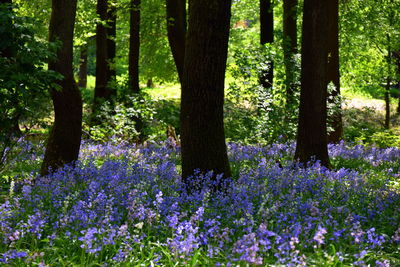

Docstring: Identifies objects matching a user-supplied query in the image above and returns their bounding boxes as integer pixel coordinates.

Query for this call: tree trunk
[260,0,273,89]
[180,0,232,182]
[327,0,343,143]
[78,43,88,88]
[128,0,145,141]
[93,0,116,119]
[385,77,391,129]
[129,0,140,94]
[107,0,117,87]
[294,0,330,168]
[282,0,297,105]
[146,78,154,88]
[166,0,186,83]
[41,0,82,175]
[385,35,391,130]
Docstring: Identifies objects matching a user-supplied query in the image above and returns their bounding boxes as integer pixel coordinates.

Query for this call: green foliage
[340,0,400,95]
[0,4,57,171]
[225,42,299,144]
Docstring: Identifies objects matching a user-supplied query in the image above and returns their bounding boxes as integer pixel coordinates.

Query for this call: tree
[259,0,273,89]
[282,0,298,106]
[107,0,117,86]
[93,0,117,119]
[128,0,144,140]
[180,0,232,182]
[166,0,186,82]
[129,0,140,93]
[327,0,343,142]
[41,0,82,175]
[78,43,88,88]
[294,0,330,167]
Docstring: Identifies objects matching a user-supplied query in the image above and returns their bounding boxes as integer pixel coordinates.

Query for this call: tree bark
[78,43,88,88]
[128,0,145,141]
[327,0,343,143]
[260,0,273,89]
[180,0,232,182]
[129,0,140,94]
[41,0,82,175]
[385,35,391,130]
[93,0,116,118]
[282,0,297,105]
[166,0,186,83]
[107,0,117,86]
[295,0,330,168]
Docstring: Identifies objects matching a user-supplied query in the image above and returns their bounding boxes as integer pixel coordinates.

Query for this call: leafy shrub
[0,4,58,173]
[225,44,300,144]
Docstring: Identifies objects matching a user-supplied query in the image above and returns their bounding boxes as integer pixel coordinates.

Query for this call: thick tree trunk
[295,0,330,168]
[129,0,140,94]
[181,0,232,182]
[327,0,343,143]
[260,0,273,89]
[93,0,116,118]
[166,0,186,83]
[282,0,297,105]
[78,43,88,88]
[41,0,82,175]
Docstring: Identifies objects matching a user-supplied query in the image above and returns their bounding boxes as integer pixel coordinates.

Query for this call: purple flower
[313,225,327,245]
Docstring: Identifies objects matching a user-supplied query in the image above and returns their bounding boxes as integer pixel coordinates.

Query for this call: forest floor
[344,97,385,111]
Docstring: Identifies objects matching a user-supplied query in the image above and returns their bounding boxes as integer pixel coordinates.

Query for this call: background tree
[78,43,89,88]
[180,0,232,182]
[93,0,117,120]
[295,0,330,167]
[327,0,343,142]
[282,0,298,106]
[259,0,273,89]
[129,0,140,93]
[166,0,186,82]
[41,0,82,175]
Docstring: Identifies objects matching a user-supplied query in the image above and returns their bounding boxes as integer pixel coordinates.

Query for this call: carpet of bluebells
[1,139,400,266]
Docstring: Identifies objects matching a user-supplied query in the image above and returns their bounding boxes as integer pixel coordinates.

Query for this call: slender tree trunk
[181,0,232,182]
[385,35,391,129]
[93,0,116,119]
[107,0,117,87]
[146,78,154,88]
[128,0,144,141]
[327,0,343,143]
[260,0,273,89]
[41,0,82,175]
[295,0,330,168]
[166,0,186,83]
[129,0,140,93]
[78,43,88,88]
[282,0,297,105]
